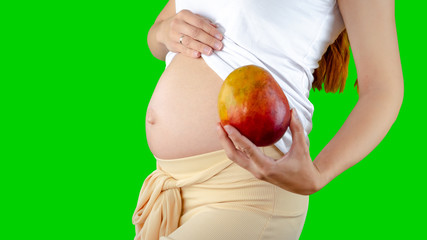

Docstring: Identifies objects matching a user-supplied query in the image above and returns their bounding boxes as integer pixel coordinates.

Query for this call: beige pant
[132,146,309,240]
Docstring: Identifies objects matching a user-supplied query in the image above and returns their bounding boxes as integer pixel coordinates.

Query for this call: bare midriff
[146,53,224,160]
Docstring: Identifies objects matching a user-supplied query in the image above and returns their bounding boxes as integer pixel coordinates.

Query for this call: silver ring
[179,35,184,45]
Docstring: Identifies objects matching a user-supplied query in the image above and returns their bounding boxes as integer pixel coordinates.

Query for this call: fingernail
[203,46,212,55]
[224,125,232,134]
[215,34,223,40]
[214,41,222,50]
[193,51,200,58]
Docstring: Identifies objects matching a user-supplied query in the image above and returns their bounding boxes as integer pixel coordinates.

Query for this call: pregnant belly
[146,53,225,160]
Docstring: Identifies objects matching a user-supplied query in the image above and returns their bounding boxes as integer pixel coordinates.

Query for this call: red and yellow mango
[218,65,291,146]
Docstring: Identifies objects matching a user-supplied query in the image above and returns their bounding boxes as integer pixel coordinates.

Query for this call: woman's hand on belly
[158,9,224,58]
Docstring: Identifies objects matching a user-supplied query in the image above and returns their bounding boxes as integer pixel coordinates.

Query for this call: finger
[172,43,201,58]
[173,11,223,55]
[223,125,276,174]
[216,123,259,172]
[170,26,211,56]
[176,24,223,55]
[177,12,223,52]
[194,14,219,28]
[170,33,201,58]
[288,109,310,156]
[178,31,215,56]
[180,10,223,41]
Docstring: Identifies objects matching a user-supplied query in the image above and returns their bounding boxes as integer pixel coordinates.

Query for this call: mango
[218,65,291,146]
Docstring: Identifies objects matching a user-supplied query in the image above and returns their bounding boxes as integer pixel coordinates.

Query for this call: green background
[1,0,425,239]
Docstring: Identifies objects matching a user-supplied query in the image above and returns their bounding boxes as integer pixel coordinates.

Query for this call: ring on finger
[179,35,184,45]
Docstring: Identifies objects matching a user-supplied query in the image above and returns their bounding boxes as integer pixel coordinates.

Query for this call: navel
[146,107,156,125]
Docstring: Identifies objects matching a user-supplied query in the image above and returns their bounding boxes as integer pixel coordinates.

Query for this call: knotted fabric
[132,158,234,240]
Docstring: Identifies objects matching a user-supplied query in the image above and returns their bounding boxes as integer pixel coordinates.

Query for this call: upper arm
[337,0,403,96]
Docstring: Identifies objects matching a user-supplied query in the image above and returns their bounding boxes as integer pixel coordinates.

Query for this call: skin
[147,0,404,195]
[217,0,404,195]
[147,0,223,60]
[145,0,226,159]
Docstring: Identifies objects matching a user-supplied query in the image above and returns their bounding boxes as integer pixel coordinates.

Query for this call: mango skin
[218,65,291,147]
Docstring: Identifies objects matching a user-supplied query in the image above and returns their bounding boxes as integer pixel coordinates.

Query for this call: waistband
[155,145,283,179]
[155,149,231,179]
[132,146,283,240]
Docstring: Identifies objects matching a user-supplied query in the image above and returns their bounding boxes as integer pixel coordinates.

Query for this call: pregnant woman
[132,0,403,239]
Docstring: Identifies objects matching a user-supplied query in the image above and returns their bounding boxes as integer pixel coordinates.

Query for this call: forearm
[313,88,403,186]
[147,20,169,61]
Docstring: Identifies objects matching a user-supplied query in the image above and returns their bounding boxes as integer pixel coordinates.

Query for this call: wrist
[147,19,169,61]
[312,161,329,193]
[154,19,167,46]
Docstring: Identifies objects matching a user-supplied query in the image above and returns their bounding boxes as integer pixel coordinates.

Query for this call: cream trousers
[132,146,309,240]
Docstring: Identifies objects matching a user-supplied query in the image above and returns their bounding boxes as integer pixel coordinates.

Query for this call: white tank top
[165,0,345,154]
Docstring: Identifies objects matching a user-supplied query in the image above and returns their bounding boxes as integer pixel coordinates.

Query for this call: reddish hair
[312,29,359,94]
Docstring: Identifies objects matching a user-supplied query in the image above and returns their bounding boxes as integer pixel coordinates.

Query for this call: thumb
[288,109,308,154]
